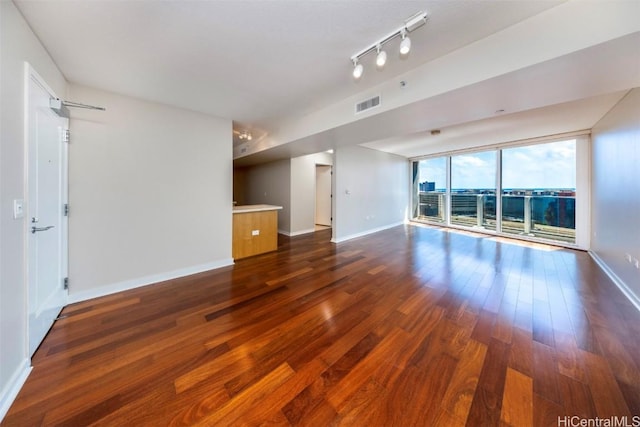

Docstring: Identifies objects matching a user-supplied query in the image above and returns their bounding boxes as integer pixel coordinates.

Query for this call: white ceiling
[15,2,561,128]
[362,91,629,158]
[231,28,640,166]
[14,0,639,165]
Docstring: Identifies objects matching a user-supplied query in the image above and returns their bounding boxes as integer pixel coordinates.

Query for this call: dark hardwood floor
[3,224,639,426]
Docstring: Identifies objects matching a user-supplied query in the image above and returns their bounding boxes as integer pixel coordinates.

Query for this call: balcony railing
[416,192,576,243]
[417,191,446,223]
[501,194,575,243]
[450,193,496,230]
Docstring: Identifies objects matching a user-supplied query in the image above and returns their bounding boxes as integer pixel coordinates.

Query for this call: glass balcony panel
[417,192,446,223]
[531,195,576,243]
[501,194,575,243]
[450,192,496,230]
[501,195,526,235]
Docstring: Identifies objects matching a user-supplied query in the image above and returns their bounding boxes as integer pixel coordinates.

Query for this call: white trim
[279,228,316,237]
[24,62,69,357]
[575,135,591,249]
[292,229,316,237]
[0,359,32,423]
[67,259,234,304]
[233,204,282,214]
[331,221,405,243]
[409,130,591,161]
[589,251,640,313]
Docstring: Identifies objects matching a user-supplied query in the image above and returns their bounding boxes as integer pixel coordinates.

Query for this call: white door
[26,65,69,357]
[315,165,332,226]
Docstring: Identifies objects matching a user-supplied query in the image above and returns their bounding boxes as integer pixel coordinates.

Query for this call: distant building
[419,181,435,192]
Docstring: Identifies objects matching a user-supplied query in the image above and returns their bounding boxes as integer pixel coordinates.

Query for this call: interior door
[27,65,69,357]
[315,165,332,226]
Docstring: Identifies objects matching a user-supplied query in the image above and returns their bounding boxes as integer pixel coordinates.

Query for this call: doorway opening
[315,164,332,231]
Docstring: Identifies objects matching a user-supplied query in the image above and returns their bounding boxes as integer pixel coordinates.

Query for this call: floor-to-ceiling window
[502,140,576,243]
[413,156,447,224]
[411,137,584,247]
[451,150,497,230]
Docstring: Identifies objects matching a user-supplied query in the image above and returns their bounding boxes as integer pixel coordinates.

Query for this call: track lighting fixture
[350,11,427,79]
[238,131,252,141]
[352,59,364,79]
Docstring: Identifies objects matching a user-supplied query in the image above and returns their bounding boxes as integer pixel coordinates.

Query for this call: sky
[419,139,576,190]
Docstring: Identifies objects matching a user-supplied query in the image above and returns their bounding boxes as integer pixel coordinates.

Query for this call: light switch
[13,199,24,219]
[252,230,260,236]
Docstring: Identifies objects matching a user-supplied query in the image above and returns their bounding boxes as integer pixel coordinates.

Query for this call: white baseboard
[331,221,405,244]
[67,258,234,304]
[290,228,316,237]
[589,251,640,312]
[0,359,31,423]
[278,228,316,237]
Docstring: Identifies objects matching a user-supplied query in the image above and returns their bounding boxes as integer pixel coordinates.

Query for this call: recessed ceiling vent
[355,95,380,114]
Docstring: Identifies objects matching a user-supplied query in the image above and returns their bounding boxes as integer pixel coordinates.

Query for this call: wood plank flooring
[3,224,640,426]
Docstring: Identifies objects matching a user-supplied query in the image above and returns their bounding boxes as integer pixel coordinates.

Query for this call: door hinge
[64,203,69,216]
[63,129,70,143]
[63,277,69,290]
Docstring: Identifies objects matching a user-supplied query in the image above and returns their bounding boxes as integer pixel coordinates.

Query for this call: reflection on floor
[4,225,639,426]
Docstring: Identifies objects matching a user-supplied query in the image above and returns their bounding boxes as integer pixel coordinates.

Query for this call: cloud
[417,139,576,190]
[502,140,576,189]
[452,151,496,189]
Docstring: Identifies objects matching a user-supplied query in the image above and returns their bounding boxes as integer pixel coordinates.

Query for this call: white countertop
[233,204,283,214]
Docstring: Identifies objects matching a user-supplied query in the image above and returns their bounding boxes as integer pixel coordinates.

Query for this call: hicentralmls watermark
[558,416,640,427]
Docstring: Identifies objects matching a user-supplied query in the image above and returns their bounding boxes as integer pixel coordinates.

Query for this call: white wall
[290,152,333,235]
[239,152,333,236]
[0,0,68,419]
[67,84,233,301]
[591,88,640,309]
[333,146,408,242]
[243,159,291,233]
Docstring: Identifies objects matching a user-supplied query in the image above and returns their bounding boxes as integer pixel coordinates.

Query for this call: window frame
[409,132,591,249]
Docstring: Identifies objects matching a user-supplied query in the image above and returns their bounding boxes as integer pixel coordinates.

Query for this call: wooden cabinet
[232,205,281,259]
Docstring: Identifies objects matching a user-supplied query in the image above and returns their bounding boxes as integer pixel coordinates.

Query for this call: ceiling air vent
[355,95,380,114]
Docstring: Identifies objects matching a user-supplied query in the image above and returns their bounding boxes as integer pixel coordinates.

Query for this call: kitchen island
[232,204,283,259]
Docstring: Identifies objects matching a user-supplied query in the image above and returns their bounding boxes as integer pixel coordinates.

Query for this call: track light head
[352,60,363,79]
[376,45,387,68]
[400,31,411,55]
